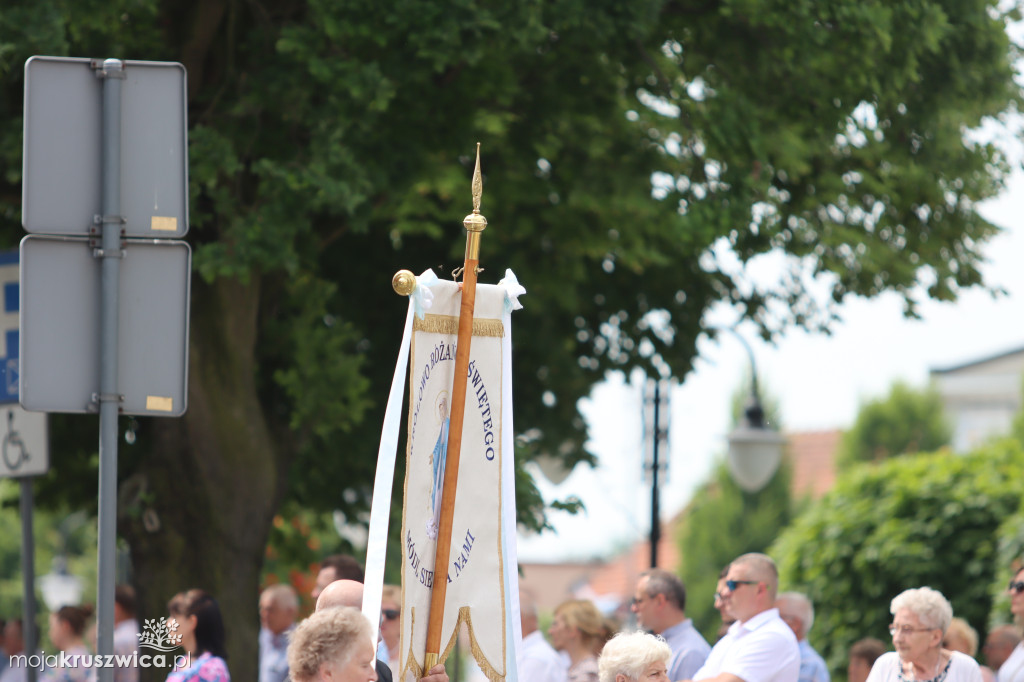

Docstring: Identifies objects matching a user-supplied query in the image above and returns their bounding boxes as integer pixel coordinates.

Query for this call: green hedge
[771,440,1024,678]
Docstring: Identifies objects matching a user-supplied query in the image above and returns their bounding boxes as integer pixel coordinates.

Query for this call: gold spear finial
[471,143,483,216]
[462,144,487,265]
[463,143,487,235]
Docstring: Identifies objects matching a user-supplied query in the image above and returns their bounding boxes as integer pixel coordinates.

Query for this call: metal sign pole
[96,57,124,682]
[19,478,37,682]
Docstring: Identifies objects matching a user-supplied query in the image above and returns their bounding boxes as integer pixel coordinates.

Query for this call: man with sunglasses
[999,569,1024,682]
[685,553,799,682]
[632,569,710,681]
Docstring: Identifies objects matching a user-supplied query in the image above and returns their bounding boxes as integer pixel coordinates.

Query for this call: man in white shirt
[686,553,799,682]
[517,589,566,682]
[632,569,710,680]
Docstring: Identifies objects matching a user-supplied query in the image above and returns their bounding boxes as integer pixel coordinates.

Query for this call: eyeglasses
[382,609,401,621]
[1008,581,1024,595]
[888,625,934,636]
[725,580,759,591]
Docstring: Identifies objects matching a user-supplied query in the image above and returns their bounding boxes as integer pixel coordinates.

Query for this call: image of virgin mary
[426,391,449,540]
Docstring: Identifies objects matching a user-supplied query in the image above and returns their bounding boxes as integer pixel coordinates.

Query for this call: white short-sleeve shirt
[693,608,800,682]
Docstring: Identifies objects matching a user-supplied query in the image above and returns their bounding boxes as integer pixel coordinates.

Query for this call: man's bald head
[315,579,364,612]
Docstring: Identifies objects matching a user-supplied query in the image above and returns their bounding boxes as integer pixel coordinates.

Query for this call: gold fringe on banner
[413,313,505,338]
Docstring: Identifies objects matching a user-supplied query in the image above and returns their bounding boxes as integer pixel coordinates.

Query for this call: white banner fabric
[398,277,518,682]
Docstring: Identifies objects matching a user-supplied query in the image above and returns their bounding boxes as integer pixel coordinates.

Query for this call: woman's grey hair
[598,631,671,682]
[890,587,953,633]
[287,606,372,681]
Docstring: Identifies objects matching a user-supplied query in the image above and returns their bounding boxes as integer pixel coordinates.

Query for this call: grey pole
[19,478,37,682]
[96,57,124,682]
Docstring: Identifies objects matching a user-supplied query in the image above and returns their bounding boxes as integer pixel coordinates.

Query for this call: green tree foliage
[772,441,1024,678]
[0,0,1019,677]
[678,458,793,641]
[838,381,952,468]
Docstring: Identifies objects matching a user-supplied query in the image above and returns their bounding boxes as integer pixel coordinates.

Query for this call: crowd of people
[520,553,1024,682]
[2,553,1023,682]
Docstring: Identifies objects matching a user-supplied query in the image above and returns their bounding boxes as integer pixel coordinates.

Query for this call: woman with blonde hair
[598,631,670,682]
[549,599,605,682]
[866,587,981,682]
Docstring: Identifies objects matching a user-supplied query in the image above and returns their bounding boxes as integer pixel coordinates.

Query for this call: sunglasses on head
[1009,581,1024,595]
[382,609,401,620]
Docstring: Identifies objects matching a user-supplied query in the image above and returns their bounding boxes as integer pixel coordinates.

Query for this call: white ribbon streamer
[498,269,526,314]
[363,270,438,643]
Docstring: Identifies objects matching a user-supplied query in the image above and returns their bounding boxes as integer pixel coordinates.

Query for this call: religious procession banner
[396,272,524,682]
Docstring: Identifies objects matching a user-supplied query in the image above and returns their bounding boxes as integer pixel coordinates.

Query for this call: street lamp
[39,513,86,611]
[722,329,785,492]
[39,554,83,611]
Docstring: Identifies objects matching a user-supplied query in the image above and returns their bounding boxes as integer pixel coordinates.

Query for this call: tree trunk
[120,275,283,682]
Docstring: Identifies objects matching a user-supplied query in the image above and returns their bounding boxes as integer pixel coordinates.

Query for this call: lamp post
[643,377,671,568]
[722,329,785,492]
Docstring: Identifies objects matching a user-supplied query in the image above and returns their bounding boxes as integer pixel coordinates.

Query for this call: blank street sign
[22,56,188,238]
[19,236,190,416]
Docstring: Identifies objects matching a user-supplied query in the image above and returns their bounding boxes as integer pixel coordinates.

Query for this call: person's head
[4,619,24,655]
[942,617,978,657]
[287,606,377,682]
[889,587,951,664]
[380,584,401,649]
[312,555,364,601]
[713,564,734,629]
[49,605,93,650]
[1009,565,1024,624]
[848,637,887,682]
[260,584,300,635]
[114,585,136,624]
[315,580,364,612]
[776,592,814,642]
[168,589,228,659]
[519,587,540,637]
[550,599,605,654]
[598,631,671,682]
[632,570,687,634]
[722,553,778,623]
[984,624,1022,669]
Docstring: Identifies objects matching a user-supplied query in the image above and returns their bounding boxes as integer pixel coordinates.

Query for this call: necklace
[897,653,948,682]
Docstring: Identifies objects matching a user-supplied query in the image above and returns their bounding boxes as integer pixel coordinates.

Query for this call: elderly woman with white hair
[287,606,378,682]
[866,587,982,682]
[598,631,671,682]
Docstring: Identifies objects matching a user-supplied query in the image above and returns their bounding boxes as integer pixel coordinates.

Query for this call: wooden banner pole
[424,144,487,670]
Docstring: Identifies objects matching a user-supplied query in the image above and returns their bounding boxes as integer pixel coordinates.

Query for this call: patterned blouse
[165,652,230,682]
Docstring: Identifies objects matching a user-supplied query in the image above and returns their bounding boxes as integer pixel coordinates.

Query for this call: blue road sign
[0,250,19,403]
